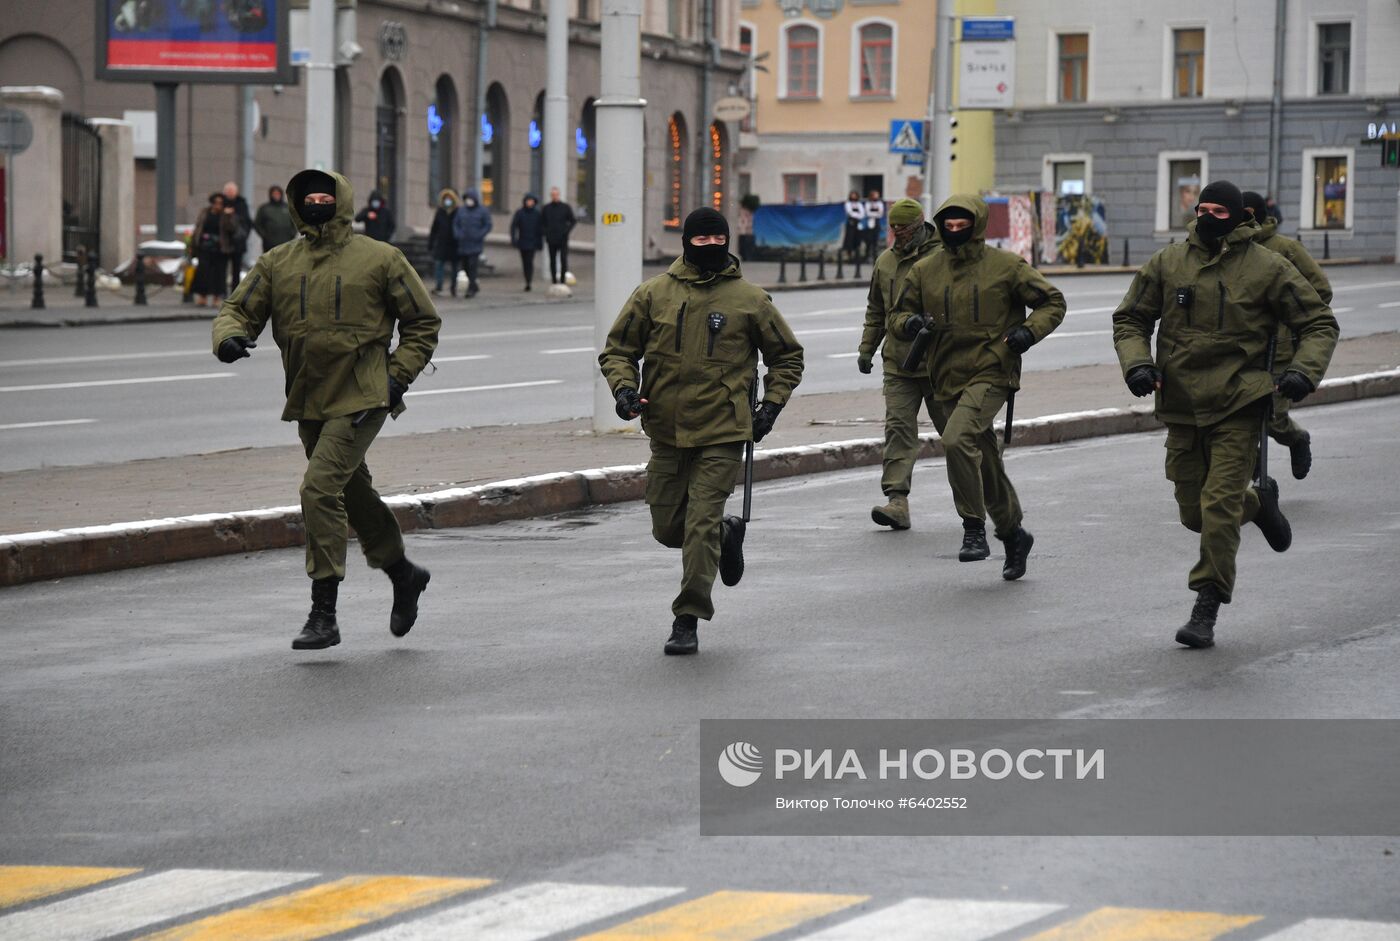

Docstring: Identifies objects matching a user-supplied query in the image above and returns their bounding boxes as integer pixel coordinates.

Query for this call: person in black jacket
[427,188,460,296]
[540,186,576,285]
[222,180,252,293]
[510,193,544,291]
[355,190,396,242]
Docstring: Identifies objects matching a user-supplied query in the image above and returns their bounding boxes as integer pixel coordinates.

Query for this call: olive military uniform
[213,169,440,583]
[599,256,804,621]
[892,195,1066,542]
[1112,218,1338,603]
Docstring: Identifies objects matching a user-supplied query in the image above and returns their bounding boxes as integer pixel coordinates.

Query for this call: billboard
[96,0,294,84]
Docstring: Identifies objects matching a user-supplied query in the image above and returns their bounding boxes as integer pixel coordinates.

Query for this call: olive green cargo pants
[880,372,938,497]
[297,410,405,580]
[646,439,744,620]
[929,383,1023,537]
[1163,401,1266,603]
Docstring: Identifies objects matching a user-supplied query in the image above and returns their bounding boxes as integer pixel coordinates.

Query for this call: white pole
[593,0,646,433]
[929,0,955,207]
[304,0,336,170]
[544,0,569,198]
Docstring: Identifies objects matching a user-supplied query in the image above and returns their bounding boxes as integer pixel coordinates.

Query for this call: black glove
[216,336,256,363]
[900,314,930,340]
[857,353,874,375]
[614,386,644,421]
[1276,370,1314,402]
[1125,364,1162,398]
[751,401,782,443]
[388,376,408,410]
[1003,326,1035,355]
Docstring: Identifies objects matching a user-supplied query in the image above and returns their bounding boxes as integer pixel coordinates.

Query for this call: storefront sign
[1366,121,1398,140]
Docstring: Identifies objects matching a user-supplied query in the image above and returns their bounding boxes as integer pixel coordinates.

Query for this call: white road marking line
[1332,307,1354,314]
[0,373,235,393]
[354,882,684,941]
[797,326,862,336]
[0,419,97,432]
[827,352,860,358]
[1333,279,1400,293]
[539,346,594,355]
[1065,305,1117,316]
[1379,300,1400,309]
[1043,329,1111,339]
[439,325,591,341]
[797,898,1065,941]
[0,869,316,941]
[405,380,564,397]
[0,349,208,369]
[786,306,864,319]
[432,354,493,363]
[1255,919,1400,940]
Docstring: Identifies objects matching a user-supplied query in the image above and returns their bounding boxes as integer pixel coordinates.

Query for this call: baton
[743,367,759,522]
[1003,391,1015,445]
[901,322,934,372]
[1258,333,1277,488]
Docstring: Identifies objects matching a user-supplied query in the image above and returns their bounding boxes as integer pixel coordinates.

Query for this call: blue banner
[753,203,847,248]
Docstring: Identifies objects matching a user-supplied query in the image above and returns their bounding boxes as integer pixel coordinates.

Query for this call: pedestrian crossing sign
[889,120,925,154]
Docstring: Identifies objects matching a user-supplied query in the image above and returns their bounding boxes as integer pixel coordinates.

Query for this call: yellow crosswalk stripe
[134,874,492,941]
[575,889,867,941]
[0,866,141,909]
[1023,906,1262,941]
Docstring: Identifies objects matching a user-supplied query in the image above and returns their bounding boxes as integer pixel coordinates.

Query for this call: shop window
[665,112,686,229]
[1312,155,1348,229]
[1155,152,1206,232]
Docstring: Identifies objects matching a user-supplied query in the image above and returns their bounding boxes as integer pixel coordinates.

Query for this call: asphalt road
[1,265,1397,471]
[2,398,1397,935]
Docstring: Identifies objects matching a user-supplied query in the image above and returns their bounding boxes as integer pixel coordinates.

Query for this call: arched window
[709,122,726,212]
[529,91,545,198]
[428,75,457,204]
[483,82,509,209]
[782,23,821,99]
[576,98,596,221]
[665,112,687,228]
[376,68,405,216]
[854,21,894,97]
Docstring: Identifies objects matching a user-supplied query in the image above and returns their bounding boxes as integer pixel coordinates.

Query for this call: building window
[665,113,686,229]
[784,24,820,99]
[1057,33,1088,103]
[1173,28,1204,98]
[856,22,893,97]
[1052,161,1087,196]
[1318,23,1350,95]
[783,173,817,205]
[1153,154,1206,232]
[1312,155,1348,229]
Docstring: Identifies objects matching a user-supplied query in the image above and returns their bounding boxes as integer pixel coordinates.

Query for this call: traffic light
[1383,137,1400,169]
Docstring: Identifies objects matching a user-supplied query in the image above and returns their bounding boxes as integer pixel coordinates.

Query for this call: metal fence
[61,112,102,263]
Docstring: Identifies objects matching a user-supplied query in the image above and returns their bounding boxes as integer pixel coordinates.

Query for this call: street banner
[753,203,846,248]
[97,0,294,84]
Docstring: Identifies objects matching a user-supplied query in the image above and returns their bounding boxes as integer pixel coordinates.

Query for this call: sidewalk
[2,332,1397,586]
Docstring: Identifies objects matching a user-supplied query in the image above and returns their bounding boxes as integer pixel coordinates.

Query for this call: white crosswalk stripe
[0,868,314,941]
[353,881,684,940]
[1257,919,1400,940]
[796,898,1065,940]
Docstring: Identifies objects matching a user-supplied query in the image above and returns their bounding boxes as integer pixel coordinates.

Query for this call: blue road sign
[962,17,1015,41]
[889,120,925,154]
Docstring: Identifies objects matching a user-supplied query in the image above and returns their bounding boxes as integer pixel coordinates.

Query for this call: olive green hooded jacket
[859,221,940,377]
[599,256,805,447]
[1112,218,1339,427]
[892,195,1066,399]
[212,170,441,422]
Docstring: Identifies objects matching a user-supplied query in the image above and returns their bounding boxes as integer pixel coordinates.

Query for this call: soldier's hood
[667,255,742,282]
[286,169,354,244]
[933,194,989,241]
[1258,218,1279,240]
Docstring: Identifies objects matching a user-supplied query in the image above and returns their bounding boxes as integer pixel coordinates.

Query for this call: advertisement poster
[99,0,291,83]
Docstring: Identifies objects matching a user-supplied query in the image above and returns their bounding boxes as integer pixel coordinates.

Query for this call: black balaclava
[682,207,731,273]
[299,171,337,226]
[1242,190,1269,226]
[934,206,976,251]
[1194,180,1245,246]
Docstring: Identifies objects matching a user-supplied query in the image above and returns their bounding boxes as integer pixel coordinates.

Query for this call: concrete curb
[3,368,1398,587]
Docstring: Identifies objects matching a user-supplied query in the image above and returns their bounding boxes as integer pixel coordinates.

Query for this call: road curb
[3,368,1398,587]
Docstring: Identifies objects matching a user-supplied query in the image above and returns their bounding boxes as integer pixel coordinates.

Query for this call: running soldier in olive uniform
[213,169,441,650]
[599,208,804,655]
[1242,190,1333,481]
[892,194,1066,579]
[858,198,941,531]
[1112,181,1338,649]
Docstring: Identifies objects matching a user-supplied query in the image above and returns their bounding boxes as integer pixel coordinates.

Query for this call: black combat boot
[1251,479,1292,552]
[958,519,990,562]
[1289,431,1312,480]
[664,614,699,655]
[292,578,341,650]
[1175,585,1223,649]
[719,516,746,587]
[384,556,431,637]
[998,527,1035,581]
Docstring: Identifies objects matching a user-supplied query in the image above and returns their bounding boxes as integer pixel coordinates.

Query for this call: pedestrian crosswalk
[1,865,1397,940]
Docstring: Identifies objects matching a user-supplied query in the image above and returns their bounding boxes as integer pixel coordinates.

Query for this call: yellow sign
[602,212,625,225]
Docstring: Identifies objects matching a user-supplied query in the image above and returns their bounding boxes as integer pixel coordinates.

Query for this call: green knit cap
[888,197,924,226]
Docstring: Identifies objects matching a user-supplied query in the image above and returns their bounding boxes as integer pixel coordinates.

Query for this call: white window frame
[1298,147,1355,233]
[1046,27,1093,105]
[849,16,897,100]
[779,19,824,101]
[1155,150,1209,234]
[1161,22,1208,100]
[1308,17,1357,98]
[1041,153,1093,197]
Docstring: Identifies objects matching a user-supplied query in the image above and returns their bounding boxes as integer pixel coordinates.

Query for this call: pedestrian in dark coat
[192,192,239,306]
[254,185,298,252]
[355,189,396,242]
[427,188,460,296]
[452,188,493,297]
[540,186,576,284]
[222,180,252,293]
[510,193,544,291]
